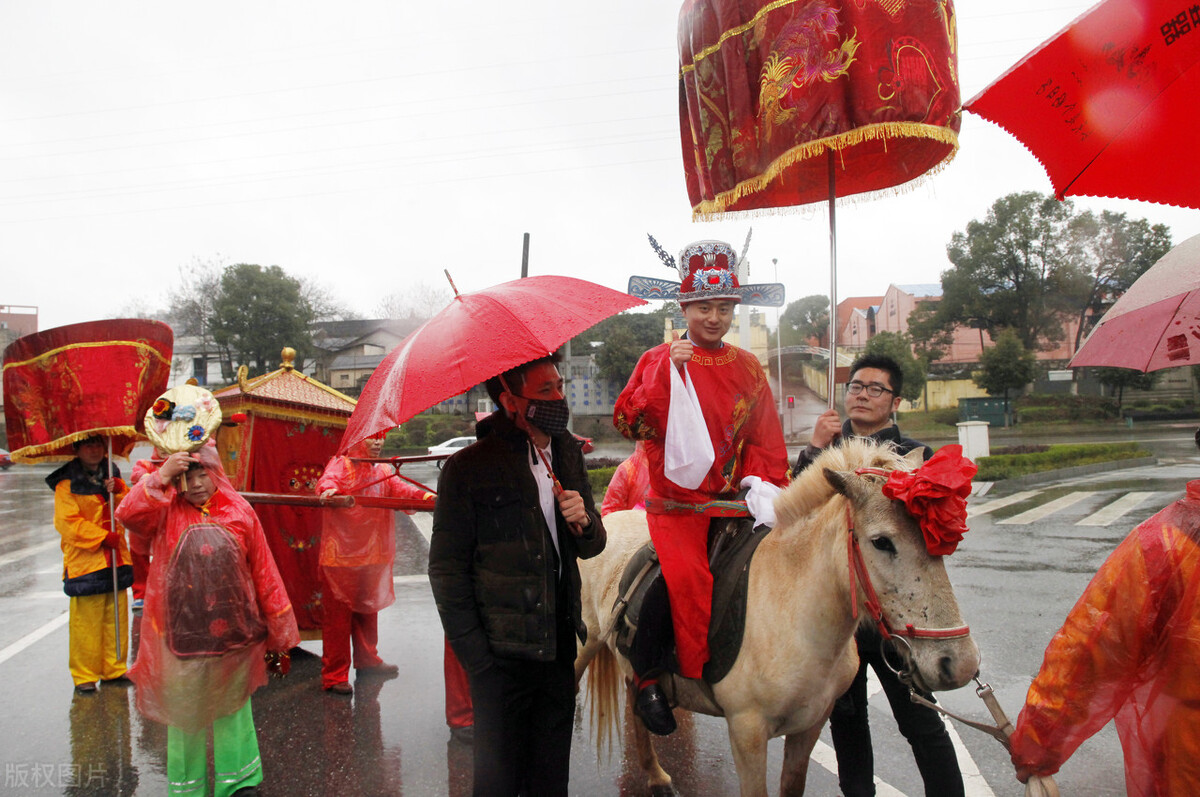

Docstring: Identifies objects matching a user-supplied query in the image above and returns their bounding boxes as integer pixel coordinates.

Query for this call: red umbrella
[340,274,646,453]
[1069,232,1200,371]
[965,0,1200,209]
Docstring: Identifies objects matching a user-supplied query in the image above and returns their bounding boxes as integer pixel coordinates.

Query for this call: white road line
[0,538,59,567]
[1076,492,1159,526]
[810,740,907,796]
[859,669,992,796]
[411,513,433,544]
[393,574,428,585]
[0,611,68,667]
[967,491,1040,517]
[997,492,1091,525]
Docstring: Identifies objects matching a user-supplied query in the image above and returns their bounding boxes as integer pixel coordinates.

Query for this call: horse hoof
[649,784,677,797]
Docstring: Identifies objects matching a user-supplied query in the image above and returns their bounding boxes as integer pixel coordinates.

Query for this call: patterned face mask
[521,397,571,436]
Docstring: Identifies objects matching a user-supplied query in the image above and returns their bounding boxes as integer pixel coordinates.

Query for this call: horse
[575,439,981,797]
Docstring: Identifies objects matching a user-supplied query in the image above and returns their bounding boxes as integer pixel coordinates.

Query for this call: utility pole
[774,258,784,418]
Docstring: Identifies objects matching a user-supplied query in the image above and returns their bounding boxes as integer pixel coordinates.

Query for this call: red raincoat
[1010,480,1200,796]
[116,445,299,733]
[317,443,432,613]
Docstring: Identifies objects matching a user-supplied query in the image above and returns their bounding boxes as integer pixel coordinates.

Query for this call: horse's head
[821,441,980,694]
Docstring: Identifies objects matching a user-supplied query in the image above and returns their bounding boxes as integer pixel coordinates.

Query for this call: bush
[589,466,617,499]
[990,444,1049,455]
[975,442,1151,480]
[1013,394,1118,421]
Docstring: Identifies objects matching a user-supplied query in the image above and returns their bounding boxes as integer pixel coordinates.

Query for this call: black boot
[634,679,677,736]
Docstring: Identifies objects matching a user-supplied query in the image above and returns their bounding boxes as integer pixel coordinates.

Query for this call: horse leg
[726,712,771,797]
[626,681,674,796]
[779,725,822,796]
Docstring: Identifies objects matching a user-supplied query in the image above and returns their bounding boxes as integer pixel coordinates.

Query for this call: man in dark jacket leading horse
[429,353,607,797]
[793,352,964,797]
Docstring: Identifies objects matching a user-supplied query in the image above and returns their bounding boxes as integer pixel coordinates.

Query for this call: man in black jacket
[429,354,606,797]
[794,353,963,797]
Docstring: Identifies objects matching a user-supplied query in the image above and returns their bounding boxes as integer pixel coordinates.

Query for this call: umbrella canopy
[679,0,961,217]
[965,0,1200,209]
[1070,232,1200,371]
[340,275,646,453]
[2,319,173,462]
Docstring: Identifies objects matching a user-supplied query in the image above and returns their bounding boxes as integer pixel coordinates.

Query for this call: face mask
[520,397,571,436]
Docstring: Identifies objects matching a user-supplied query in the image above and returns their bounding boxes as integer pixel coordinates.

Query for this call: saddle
[614,514,772,685]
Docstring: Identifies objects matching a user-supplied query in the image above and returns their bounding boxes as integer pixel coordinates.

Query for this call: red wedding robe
[614,341,788,676]
[116,445,299,732]
[614,341,789,503]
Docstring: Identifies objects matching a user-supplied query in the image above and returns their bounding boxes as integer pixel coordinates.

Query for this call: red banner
[680,0,960,216]
[2,320,173,461]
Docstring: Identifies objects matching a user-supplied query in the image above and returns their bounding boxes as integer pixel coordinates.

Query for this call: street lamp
[774,258,784,417]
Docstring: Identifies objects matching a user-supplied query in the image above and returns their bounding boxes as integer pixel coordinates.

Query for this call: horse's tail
[584,641,624,761]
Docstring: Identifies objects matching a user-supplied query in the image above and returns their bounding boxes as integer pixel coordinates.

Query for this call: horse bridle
[843,499,971,644]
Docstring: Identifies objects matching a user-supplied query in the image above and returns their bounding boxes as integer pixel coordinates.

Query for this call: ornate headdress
[639,230,780,307]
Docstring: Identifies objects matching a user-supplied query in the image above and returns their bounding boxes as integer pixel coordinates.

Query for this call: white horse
[576,439,981,797]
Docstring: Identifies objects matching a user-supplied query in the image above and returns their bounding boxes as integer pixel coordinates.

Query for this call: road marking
[393,574,428,585]
[998,492,1091,525]
[411,513,433,544]
[810,740,906,796]
[0,611,68,667]
[0,538,59,567]
[860,669,993,796]
[1075,492,1158,526]
[967,491,1039,517]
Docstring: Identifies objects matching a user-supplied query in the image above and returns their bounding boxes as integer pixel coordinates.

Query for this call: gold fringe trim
[690,122,958,220]
[2,339,171,372]
[680,0,801,77]
[11,425,143,463]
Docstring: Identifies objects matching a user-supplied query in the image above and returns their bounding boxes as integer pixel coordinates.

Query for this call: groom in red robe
[614,239,790,735]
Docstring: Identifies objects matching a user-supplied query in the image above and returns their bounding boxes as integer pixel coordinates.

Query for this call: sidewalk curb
[989,456,1158,494]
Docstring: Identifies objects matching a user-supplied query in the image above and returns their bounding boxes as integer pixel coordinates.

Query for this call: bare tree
[376,281,452,321]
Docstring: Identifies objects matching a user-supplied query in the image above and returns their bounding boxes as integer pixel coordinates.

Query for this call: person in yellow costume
[47,435,133,693]
[1010,438,1200,797]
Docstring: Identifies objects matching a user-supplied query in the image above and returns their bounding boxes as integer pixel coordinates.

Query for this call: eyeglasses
[846,381,895,398]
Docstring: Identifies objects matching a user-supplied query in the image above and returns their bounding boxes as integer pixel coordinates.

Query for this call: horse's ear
[824,468,869,503]
[903,447,927,469]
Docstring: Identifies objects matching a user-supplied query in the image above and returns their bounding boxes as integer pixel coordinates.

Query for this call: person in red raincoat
[600,440,650,515]
[614,240,790,735]
[316,431,433,694]
[116,442,299,797]
[1010,465,1200,796]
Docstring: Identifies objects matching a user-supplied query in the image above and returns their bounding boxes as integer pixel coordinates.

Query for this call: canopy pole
[827,150,838,409]
[107,437,121,661]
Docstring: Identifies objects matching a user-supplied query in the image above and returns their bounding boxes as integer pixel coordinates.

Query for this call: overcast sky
[3,1,1196,332]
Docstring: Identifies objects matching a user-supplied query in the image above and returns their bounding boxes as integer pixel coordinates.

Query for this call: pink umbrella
[340,274,646,453]
[1070,232,1200,372]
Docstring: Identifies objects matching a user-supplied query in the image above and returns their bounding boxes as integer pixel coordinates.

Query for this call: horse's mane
[775,438,913,530]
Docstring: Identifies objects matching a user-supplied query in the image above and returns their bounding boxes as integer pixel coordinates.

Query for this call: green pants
[167,699,263,797]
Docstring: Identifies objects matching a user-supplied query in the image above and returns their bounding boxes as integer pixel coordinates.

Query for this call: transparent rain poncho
[317,441,430,613]
[1010,480,1200,796]
[116,444,299,732]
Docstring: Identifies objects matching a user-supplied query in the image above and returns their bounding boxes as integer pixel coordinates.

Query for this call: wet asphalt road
[2,427,1198,796]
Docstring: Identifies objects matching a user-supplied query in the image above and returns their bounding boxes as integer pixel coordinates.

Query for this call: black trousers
[468,611,576,797]
[830,631,964,797]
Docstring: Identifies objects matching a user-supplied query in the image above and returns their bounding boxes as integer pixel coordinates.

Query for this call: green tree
[974,329,1038,422]
[574,307,672,386]
[862,332,926,403]
[928,192,1082,351]
[210,264,315,375]
[779,294,829,346]
[1067,211,1172,351]
[1093,367,1159,412]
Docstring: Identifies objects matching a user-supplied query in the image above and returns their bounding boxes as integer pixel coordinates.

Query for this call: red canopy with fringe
[2,319,173,462]
[679,0,960,218]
